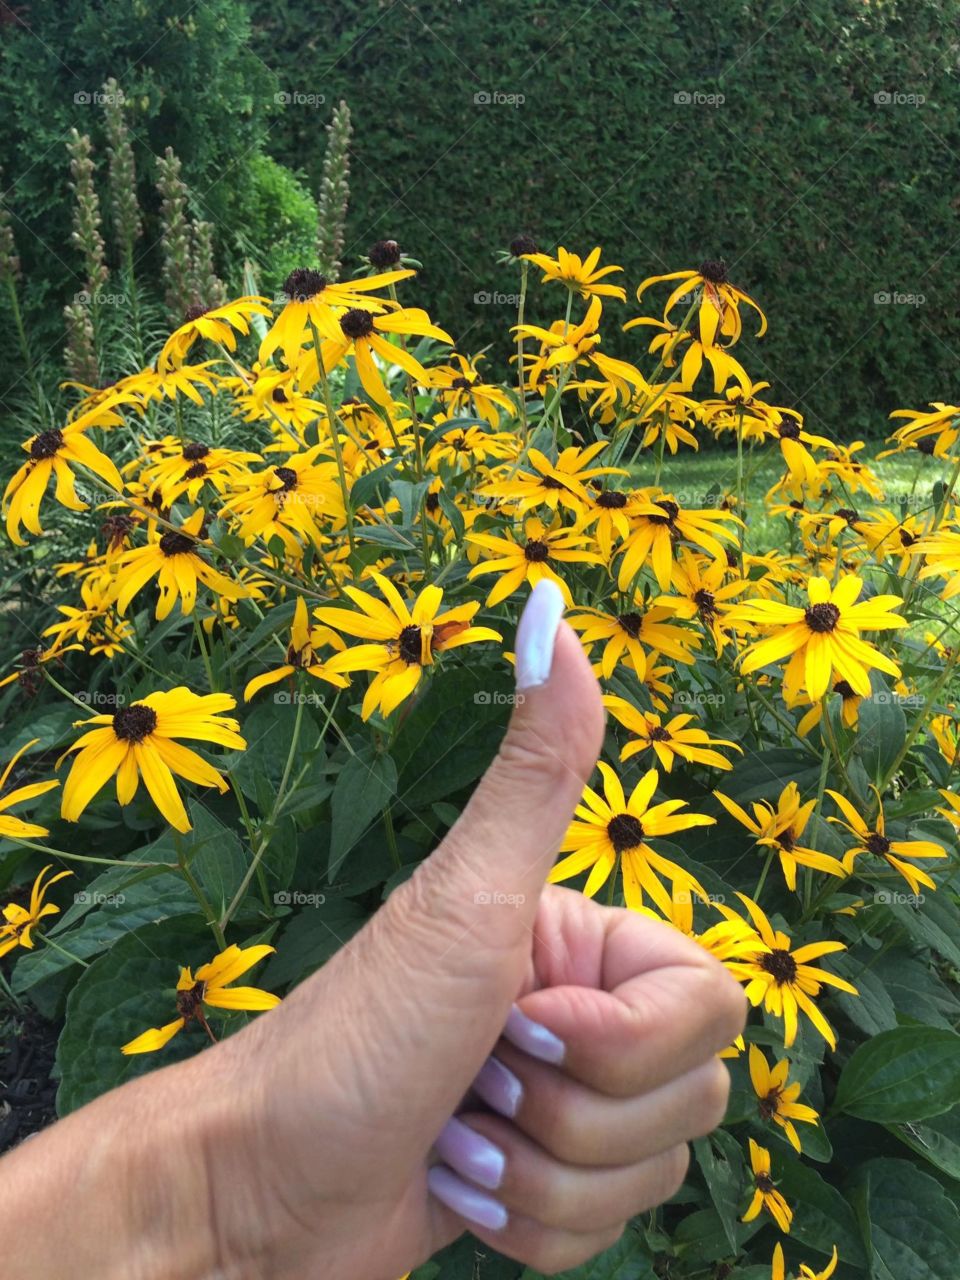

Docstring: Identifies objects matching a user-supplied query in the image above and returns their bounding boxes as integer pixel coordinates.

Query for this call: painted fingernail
[503,1004,565,1065]
[427,1164,508,1231]
[515,578,566,690]
[434,1116,506,1190]
[472,1055,523,1119]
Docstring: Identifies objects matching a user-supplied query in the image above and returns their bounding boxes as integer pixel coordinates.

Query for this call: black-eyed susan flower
[260,265,414,367]
[727,575,905,701]
[307,306,452,408]
[659,548,748,652]
[0,865,72,959]
[713,783,845,891]
[616,492,741,592]
[427,353,515,426]
[523,245,626,302]
[0,740,59,840]
[316,573,501,721]
[137,437,262,507]
[243,597,348,701]
[467,515,603,607]
[637,260,767,346]
[725,893,857,1049]
[111,508,246,621]
[605,697,741,772]
[743,1138,792,1232]
[426,422,519,474]
[516,297,645,394]
[547,761,713,914]
[478,441,625,517]
[635,884,766,967]
[749,1044,819,1153]
[157,296,272,372]
[907,528,960,601]
[790,678,863,737]
[121,943,279,1055]
[567,600,698,680]
[220,448,347,557]
[885,402,960,456]
[771,1243,839,1280]
[624,313,751,395]
[826,787,947,896]
[4,411,124,545]
[59,688,246,833]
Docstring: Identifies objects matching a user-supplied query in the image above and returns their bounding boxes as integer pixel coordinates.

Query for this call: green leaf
[886,892,960,971]
[693,1129,744,1252]
[329,748,397,879]
[834,1026,960,1122]
[183,801,249,915]
[55,916,212,1114]
[888,1107,960,1180]
[774,1151,868,1267]
[858,1157,960,1279]
[856,684,907,786]
[521,1227,655,1278]
[263,894,368,987]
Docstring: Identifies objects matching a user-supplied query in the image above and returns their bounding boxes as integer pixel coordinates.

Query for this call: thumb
[356,579,604,1121]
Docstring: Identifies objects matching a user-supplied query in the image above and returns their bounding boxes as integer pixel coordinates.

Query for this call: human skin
[2,582,746,1279]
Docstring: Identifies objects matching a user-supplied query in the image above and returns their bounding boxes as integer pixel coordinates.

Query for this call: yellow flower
[567,600,698,680]
[826,787,947,896]
[136,437,262,507]
[426,423,519,474]
[111,508,247,621]
[636,885,767,967]
[713,783,845,892]
[307,305,452,407]
[243,597,348,701]
[605,697,741,772]
[157,296,272,372]
[0,865,72,958]
[478,440,625,516]
[522,245,626,301]
[59,688,246,833]
[4,409,124,546]
[658,547,748,652]
[121,943,280,1055]
[616,493,741,591]
[426,353,515,426]
[220,448,347,558]
[0,740,60,839]
[725,894,857,1049]
[547,761,713,914]
[637,260,767,346]
[772,1243,839,1280]
[743,1138,792,1232]
[885,401,960,456]
[467,515,603,607]
[624,313,751,395]
[316,572,501,721]
[260,265,415,368]
[728,575,905,701]
[748,1044,819,1153]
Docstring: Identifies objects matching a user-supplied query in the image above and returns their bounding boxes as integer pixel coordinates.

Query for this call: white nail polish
[515,579,566,690]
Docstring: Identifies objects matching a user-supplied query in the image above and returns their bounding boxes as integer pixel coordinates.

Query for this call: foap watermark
[874,90,925,108]
[676,690,726,707]
[75,690,125,707]
[673,89,725,107]
[674,890,726,905]
[274,690,326,706]
[474,890,526,908]
[74,890,125,906]
[473,90,525,108]
[274,90,326,107]
[875,889,924,906]
[872,690,924,708]
[473,290,521,306]
[874,290,925,307]
[74,88,126,106]
[474,690,525,706]
[74,289,128,307]
[274,890,327,907]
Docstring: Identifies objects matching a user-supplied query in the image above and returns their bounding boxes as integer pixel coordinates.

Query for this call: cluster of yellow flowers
[2,239,958,1278]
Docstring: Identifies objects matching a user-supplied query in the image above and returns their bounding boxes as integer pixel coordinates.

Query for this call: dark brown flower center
[283,267,327,302]
[183,303,209,323]
[182,441,210,461]
[836,507,858,525]
[694,588,716,616]
[425,492,440,513]
[510,234,538,257]
[866,831,890,855]
[184,462,208,480]
[596,489,628,509]
[619,612,643,638]
[834,679,856,699]
[176,981,205,1020]
[758,1090,780,1120]
[368,238,401,268]
[778,829,797,851]
[917,437,936,456]
[450,375,473,390]
[524,539,550,563]
[649,499,679,526]
[112,703,158,742]
[899,528,916,547]
[699,258,728,284]
[30,429,64,460]
[648,726,671,742]
[755,1172,775,1194]
[607,812,645,852]
[100,513,133,547]
[761,949,798,985]
[340,308,375,340]
[273,466,298,492]
[272,387,288,403]
[778,421,802,441]
[159,530,196,557]
[805,602,841,633]
[397,624,423,664]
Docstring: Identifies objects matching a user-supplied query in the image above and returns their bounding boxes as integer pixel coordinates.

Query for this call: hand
[2,581,745,1280]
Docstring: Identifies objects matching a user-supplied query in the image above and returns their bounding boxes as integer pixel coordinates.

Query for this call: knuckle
[523,1226,624,1275]
[696,1060,732,1135]
[638,1144,689,1212]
